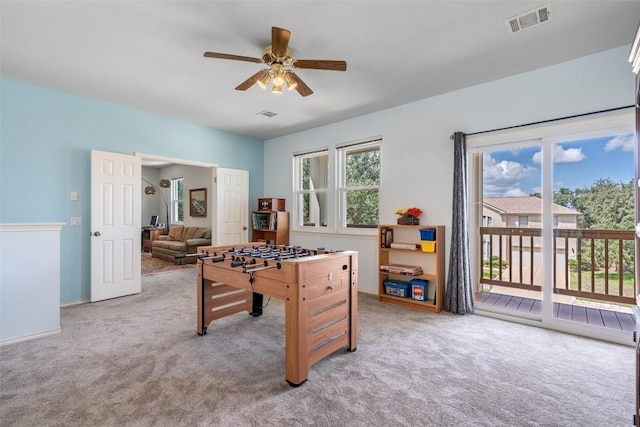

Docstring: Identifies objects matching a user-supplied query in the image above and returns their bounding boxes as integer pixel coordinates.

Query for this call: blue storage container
[410,278,429,301]
[383,280,411,298]
[419,228,436,241]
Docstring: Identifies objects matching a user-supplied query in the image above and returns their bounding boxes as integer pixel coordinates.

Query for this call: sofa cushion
[182,227,201,240]
[164,241,188,251]
[184,238,211,247]
[154,240,187,251]
[167,226,184,241]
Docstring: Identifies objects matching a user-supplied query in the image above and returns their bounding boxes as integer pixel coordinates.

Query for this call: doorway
[138,153,250,272]
[91,151,249,300]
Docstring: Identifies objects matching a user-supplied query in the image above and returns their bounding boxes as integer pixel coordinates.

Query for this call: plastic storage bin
[419,228,436,241]
[420,241,436,252]
[410,279,429,301]
[383,280,411,298]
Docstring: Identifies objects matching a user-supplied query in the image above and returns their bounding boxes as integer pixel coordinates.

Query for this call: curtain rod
[450,105,634,140]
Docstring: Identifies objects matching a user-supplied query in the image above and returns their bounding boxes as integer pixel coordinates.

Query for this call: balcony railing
[480,227,636,305]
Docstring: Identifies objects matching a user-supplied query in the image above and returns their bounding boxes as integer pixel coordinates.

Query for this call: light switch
[71,217,82,226]
[70,191,78,201]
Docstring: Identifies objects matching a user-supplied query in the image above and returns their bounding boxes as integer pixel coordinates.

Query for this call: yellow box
[420,241,436,252]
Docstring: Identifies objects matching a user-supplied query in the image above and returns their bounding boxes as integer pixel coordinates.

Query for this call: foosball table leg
[286,379,307,387]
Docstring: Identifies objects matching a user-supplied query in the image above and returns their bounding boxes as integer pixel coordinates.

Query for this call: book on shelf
[389,242,420,250]
[379,263,423,275]
[253,212,277,230]
[380,227,394,248]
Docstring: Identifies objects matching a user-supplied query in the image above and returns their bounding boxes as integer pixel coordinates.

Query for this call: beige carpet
[141,252,195,276]
[0,269,635,426]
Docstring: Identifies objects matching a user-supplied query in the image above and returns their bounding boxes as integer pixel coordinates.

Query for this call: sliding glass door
[469,112,635,344]
[474,141,544,319]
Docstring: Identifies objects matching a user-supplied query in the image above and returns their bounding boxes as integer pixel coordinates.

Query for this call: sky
[483,133,635,197]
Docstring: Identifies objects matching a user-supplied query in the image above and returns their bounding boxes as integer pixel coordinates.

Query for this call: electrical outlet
[71,217,82,226]
[70,191,78,201]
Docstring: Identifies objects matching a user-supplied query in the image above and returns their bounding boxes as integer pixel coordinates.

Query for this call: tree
[577,178,634,271]
[345,148,380,226]
[531,179,634,271]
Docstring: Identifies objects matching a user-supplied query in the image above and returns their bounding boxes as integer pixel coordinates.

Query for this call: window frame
[291,137,382,236]
[293,148,330,231]
[518,215,529,228]
[337,139,381,235]
[171,177,184,225]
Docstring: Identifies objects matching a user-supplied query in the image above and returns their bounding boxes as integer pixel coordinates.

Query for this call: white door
[216,168,249,245]
[91,150,141,302]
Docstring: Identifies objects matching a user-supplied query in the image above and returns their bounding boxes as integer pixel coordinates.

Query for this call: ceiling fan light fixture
[257,71,271,89]
[284,72,297,91]
[272,66,285,87]
[204,27,346,97]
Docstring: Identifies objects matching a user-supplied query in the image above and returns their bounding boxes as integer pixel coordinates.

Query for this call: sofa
[151,226,212,264]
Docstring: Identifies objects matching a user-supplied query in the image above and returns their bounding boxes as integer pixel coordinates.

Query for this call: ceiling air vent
[505,4,553,35]
[256,110,277,118]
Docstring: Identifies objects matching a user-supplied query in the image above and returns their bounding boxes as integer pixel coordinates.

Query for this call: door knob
[93,231,101,237]
[243,226,247,230]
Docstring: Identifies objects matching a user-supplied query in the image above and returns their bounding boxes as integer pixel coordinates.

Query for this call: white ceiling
[2,1,639,140]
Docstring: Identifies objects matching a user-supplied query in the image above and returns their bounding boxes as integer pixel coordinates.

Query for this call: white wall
[1,223,64,343]
[263,46,635,295]
[142,167,162,226]
[160,164,214,229]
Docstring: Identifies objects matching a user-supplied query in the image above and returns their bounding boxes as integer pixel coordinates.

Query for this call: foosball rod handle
[175,251,218,260]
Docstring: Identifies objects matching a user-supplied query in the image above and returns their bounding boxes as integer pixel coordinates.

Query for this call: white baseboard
[1,328,61,346]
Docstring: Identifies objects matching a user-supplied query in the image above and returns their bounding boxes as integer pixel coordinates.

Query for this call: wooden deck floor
[475,291,636,332]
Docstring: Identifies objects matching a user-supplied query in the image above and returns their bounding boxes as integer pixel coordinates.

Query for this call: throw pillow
[182,227,199,241]
[167,226,184,241]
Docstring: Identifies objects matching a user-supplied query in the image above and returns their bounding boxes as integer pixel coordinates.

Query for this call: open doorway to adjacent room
[140,156,215,275]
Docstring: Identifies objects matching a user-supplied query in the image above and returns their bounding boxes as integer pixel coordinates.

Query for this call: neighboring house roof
[483,197,581,215]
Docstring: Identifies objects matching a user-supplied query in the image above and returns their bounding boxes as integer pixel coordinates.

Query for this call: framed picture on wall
[189,188,207,217]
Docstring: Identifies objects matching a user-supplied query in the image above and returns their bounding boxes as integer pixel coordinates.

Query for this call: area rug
[141,253,195,276]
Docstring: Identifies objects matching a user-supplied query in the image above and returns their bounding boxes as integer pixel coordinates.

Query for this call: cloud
[504,187,527,197]
[482,153,537,197]
[531,145,586,164]
[604,133,634,152]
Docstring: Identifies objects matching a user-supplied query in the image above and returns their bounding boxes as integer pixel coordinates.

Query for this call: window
[292,137,382,233]
[171,177,184,224]
[482,215,493,226]
[338,140,381,228]
[294,149,329,228]
[518,215,529,228]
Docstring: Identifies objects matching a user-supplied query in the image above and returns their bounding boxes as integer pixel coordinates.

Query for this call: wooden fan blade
[235,69,270,91]
[204,52,263,63]
[271,27,291,58]
[292,59,347,71]
[288,72,313,97]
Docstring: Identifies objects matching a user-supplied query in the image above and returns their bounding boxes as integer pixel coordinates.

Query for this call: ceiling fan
[203,27,347,97]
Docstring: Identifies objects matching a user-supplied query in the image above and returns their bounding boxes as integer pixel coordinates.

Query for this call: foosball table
[192,242,358,386]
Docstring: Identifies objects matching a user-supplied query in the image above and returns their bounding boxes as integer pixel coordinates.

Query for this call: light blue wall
[0,77,264,303]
